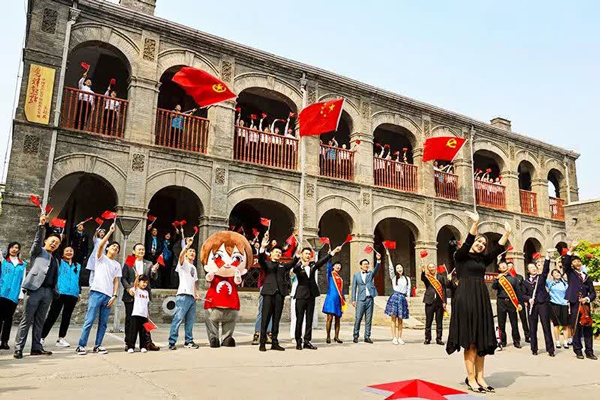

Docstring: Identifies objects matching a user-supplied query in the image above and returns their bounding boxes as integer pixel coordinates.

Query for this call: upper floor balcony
[474,179,506,210]
[234,125,298,170]
[373,157,417,193]
[155,108,209,153]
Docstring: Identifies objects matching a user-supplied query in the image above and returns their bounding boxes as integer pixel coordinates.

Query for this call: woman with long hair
[322,260,346,344]
[384,249,410,345]
[0,242,27,350]
[446,211,511,394]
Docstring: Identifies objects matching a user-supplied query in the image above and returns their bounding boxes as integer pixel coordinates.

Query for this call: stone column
[414,241,437,289]
[414,146,432,197]
[208,100,236,159]
[533,178,550,219]
[503,171,520,214]
[352,131,373,185]
[349,235,375,279]
[457,129,474,205]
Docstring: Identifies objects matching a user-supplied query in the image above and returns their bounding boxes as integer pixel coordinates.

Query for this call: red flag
[172,221,180,228]
[422,136,466,162]
[179,220,187,226]
[125,255,136,268]
[80,62,90,70]
[157,254,165,267]
[509,267,517,277]
[30,195,42,208]
[50,218,66,228]
[45,205,53,215]
[298,99,344,137]
[101,210,117,220]
[95,217,104,225]
[383,240,396,250]
[507,245,514,251]
[561,248,568,256]
[343,234,354,244]
[420,250,428,259]
[110,78,116,85]
[261,112,267,119]
[147,215,156,222]
[143,321,157,332]
[285,234,297,247]
[532,252,542,260]
[437,265,447,274]
[193,226,199,235]
[252,228,259,238]
[585,253,594,259]
[319,237,330,245]
[260,218,271,227]
[283,234,298,258]
[172,67,236,107]
[364,245,373,254]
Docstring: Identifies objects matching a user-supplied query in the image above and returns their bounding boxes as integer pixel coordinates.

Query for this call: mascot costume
[200,231,253,347]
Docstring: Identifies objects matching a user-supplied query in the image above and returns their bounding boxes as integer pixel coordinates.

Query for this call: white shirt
[132,288,150,318]
[90,254,122,297]
[134,259,144,277]
[78,77,95,106]
[304,265,311,277]
[361,271,370,297]
[103,90,121,111]
[176,260,198,296]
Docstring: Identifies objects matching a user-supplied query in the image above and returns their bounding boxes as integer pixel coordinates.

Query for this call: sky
[1,0,599,199]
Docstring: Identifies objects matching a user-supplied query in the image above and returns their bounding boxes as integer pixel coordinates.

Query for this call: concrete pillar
[414,240,437,289]
[208,100,235,159]
[503,170,520,213]
[126,77,159,144]
[351,131,373,185]
[533,179,549,218]
[414,147,432,196]
[349,234,375,279]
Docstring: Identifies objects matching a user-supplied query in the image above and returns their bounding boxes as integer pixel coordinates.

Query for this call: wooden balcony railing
[234,125,298,170]
[155,108,209,153]
[434,170,459,200]
[519,190,538,215]
[319,145,355,181]
[474,179,506,210]
[60,87,128,137]
[373,158,418,193]
[549,197,565,221]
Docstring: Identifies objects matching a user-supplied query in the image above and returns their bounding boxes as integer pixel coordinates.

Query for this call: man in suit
[121,243,159,351]
[293,245,342,350]
[492,259,523,348]
[258,233,298,352]
[14,214,61,359]
[563,244,597,360]
[511,261,530,343]
[421,263,448,345]
[523,250,555,357]
[145,224,163,264]
[351,253,382,343]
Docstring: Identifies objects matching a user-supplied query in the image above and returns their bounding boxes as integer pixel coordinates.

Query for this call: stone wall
[565,199,600,243]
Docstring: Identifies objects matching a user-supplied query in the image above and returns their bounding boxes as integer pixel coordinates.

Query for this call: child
[126,274,151,353]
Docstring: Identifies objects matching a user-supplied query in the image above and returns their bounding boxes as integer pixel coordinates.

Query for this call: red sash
[498,275,519,311]
[425,273,445,304]
[333,271,346,312]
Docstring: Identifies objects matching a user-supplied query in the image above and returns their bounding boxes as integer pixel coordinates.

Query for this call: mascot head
[200,231,253,278]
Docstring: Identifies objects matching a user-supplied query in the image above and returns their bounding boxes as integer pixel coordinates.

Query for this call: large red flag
[172,67,236,107]
[422,136,466,162]
[298,99,344,137]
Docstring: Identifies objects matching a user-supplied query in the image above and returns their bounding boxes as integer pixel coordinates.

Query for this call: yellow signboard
[24,63,55,125]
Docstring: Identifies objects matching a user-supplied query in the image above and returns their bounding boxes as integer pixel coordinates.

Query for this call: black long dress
[446,233,504,356]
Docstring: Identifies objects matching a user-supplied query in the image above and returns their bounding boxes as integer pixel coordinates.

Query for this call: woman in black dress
[446,211,511,393]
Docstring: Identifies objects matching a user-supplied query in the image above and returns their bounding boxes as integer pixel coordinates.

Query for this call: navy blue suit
[523,258,554,354]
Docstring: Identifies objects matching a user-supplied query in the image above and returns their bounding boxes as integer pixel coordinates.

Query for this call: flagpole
[470,126,477,213]
[299,74,308,246]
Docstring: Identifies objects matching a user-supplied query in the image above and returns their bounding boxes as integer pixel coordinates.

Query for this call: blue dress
[322,261,344,317]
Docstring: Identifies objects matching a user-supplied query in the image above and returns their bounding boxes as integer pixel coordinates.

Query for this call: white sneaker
[127,348,134,353]
[56,338,70,348]
[398,338,406,345]
[75,346,86,355]
[40,338,45,347]
[392,337,398,345]
[141,348,148,353]
[555,341,561,348]
[563,342,569,349]
[93,346,108,354]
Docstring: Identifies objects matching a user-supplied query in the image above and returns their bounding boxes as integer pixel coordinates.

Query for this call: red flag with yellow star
[172,67,236,107]
[422,136,466,162]
[298,99,344,137]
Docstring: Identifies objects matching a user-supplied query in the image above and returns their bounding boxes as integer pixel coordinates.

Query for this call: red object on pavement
[383,240,396,250]
[30,195,42,208]
[157,254,165,267]
[125,255,136,268]
[143,321,157,332]
[50,218,66,229]
[420,250,428,259]
[260,218,271,227]
[364,245,374,254]
[366,379,466,400]
[172,67,236,107]
[101,210,117,220]
[298,99,344,137]
[422,136,466,162]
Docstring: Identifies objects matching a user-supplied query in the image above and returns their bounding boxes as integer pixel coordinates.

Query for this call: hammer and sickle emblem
[446,138,457,149]
[212,84,226,93]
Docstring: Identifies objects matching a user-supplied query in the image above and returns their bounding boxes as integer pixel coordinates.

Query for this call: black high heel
[465,378,486,393]
[334,338,343,344]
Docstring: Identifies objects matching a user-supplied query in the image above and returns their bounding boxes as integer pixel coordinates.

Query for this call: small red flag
[45,205,54,215]
[172,67,236,108]
[193,226,199,235]
[383,240,396,250]
[319,237,330,245]
[179,220,187,226]
[30,195,42,208]
[101,210,117,220]
[95,217,104,225]
[251,114,257,120]
[509,267,517,277]
[261,112,267,119]
[157,254,165,267]
[80,62,90,70]
[585,253,594,259]
[125,255,136,268]
[110,78,116,85]
[299,99,344,137]
[285,234,297,246]
[50,218,66,228]
[561,248,568,256]
[420,250,429,259]
[355,139,361,145]
[532,252,542,260]
[172,221,180,228]
[437,265,447,274]
[422,136,466,162]
[143,321,157,332]
[507,245,514,251]
[364,245,374,254]
[344,234,354,244]
[252,228,259,237]
[260,218,271,227]
[147,215,156,222]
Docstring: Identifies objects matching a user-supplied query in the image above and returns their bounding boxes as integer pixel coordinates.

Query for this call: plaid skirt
[385,291,409,319]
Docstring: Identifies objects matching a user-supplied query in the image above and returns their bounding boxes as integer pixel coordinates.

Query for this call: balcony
[234,125,298,170]
[373,158,417,193]
[434,171,459,200]
[474,179,506,210]
[155,109,209,153]
[319,145,355,181]
[60,87,128,137]
[519,190,538,216]
[549,197,565,221]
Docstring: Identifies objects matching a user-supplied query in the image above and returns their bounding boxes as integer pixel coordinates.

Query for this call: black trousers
[41,294,78,339]
[497,298,521,345]
[260,292,284,345]
[519,301,530,338]
[425,300,444,341]
[126,316,149,349]
[125,301,153,345]
[570,302,594,355]
[0,297,18,344]
[529,302,554,353]
[295,297,315,343]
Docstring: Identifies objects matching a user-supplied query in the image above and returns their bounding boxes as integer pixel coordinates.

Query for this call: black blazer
[292,253,332,300]
[144,231,164,263]
[562,254,597,304]
[258,251,298,296]
[121,260,158,302]
[523,259,550,304]
[421,271,448,305]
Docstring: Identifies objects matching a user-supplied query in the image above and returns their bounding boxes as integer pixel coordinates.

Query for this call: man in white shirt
[168,238,200,350]
[76,223,121,355]
[75,72,95,130]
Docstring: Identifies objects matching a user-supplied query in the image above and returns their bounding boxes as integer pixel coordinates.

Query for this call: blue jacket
[0,258,27,303]
[351,261,382,302]
[57,260,81,297]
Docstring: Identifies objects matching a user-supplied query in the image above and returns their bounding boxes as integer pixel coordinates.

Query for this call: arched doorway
[319,110,354,180]
[373,218,418,295]
[49,172,118,286]
[317,209,353,294]
[473,150,504,182]
[373,123,418,192]
[157,66,208,117]
[523,237,542,266]
[436,226,461,273]
[548,169,566,220]
[147,186,204,288]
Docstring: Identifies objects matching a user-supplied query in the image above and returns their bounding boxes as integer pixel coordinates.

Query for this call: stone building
[0,0,580,302]
[565,199,600,243]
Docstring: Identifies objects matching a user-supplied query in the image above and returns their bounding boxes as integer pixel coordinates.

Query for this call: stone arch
[372,205,423,239]
[51,153,127,203]
[515,150,540,172]
[156,48,219,80]
[473,140,509,170]
[543,158,566,175]
[522,226,547,247]
[70,23,138,76]
[145,168,210,213]
[431,124,460,138]
[477,220,506,235]
[434,212,469,239]
[371,112,422,148]
[552,230,567,244]
[233,72,303,111]
[228,184,299,218]
[316,195,360,231]
[318,93,360,131]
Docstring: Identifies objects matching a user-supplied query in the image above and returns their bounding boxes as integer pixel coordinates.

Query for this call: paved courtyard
[1,323,598,400]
